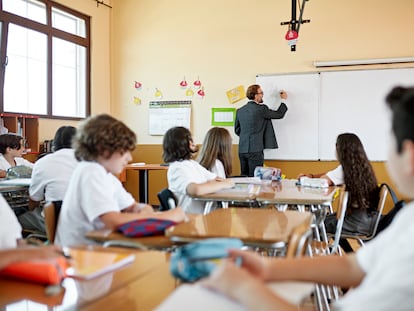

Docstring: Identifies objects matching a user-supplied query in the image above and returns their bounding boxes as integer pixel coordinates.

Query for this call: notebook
[156,282,314,310]
[65,249,135,280]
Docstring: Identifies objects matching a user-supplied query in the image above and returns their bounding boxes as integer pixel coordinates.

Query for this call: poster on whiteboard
[149,100,191,135]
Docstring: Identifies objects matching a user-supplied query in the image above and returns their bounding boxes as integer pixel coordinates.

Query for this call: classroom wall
[110,0,414,144]
[33,1,413,205]
[111,0,413,203]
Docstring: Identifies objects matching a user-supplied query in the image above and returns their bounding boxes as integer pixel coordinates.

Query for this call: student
[17,126,78,235]
[235,85,288,177]
[0,193,65,270]
[0,194,24,248]
[29,126,78,206]
[0,133,33,178]
[201,86,414,310]
[299,133,379,252]
[55,114,186,246]
[198,127,233,178]
[163,126,234,214]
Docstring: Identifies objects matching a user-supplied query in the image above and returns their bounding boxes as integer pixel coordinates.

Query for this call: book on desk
[65,248,135,280]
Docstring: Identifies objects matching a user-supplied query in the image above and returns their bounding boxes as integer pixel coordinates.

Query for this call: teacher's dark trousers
[239,152,264,177]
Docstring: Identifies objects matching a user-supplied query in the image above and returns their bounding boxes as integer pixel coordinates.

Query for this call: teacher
[235,84,288,176]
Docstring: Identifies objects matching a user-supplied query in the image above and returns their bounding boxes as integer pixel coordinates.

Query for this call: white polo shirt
[29,149,78,203]
[55,161,134,246]
[0,195,22,248]
[168,159,217,214]
[326,165,344,185]
[0,155,33,171]
[334,201,414,310]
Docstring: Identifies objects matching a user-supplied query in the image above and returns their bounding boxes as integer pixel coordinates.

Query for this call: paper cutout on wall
[186,87,194,99]
[134,81,142,89]
[226,85,245,104]
[155,88,163,99]
[193,77,201,88]
[179,77,188,88]
[197,86,205,99]
[133,96,141,105]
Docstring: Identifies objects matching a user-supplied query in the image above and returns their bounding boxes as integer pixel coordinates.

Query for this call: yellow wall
[110,0,412,203]
[35,0,413,204]
[110,0,414,144]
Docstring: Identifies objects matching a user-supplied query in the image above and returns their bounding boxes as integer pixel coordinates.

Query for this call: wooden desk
[85,214,198,250]
[166,208,313,248]
[192,183,258,203]
[125,164,168,203]
[81,258,176,311]
[256,179,337,206]
[0,247,175,311]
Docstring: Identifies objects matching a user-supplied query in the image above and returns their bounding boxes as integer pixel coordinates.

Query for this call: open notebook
[155,282,314,310]
[65,249,135,280]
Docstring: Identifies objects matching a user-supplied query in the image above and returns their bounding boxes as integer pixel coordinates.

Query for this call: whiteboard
[149,101,191,135]
[256,68,414,161]
[256,73,320,160]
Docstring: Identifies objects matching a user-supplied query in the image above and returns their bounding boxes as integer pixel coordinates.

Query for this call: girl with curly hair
[299,133,379,252]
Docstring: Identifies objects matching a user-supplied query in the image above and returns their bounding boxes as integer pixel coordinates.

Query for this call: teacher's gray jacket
[235,101,288,153]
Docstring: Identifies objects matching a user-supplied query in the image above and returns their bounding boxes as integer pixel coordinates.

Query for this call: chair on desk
[43,201,63,244]
[157,188,178,211]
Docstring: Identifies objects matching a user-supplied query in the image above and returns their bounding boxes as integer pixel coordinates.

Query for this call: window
[0,0,90,119]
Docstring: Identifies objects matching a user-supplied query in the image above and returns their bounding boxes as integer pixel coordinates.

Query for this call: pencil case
[170,238,243,282]
[0,257,68,285]
[254,166,282,181]
[117,218,177,237]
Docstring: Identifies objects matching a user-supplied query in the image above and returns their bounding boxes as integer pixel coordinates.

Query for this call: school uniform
[55,161,134,246]
[334,201,414,310]
[168,160,217,214]
[29,149,78,203]
[0,154,33,171]
[0,195,22,248]
[326,165,344,185]
[210,159,226,178]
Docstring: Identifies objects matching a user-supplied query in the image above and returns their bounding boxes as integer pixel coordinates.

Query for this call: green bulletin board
[211,108,236,126]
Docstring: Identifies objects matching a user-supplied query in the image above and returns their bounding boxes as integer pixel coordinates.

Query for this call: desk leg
[139,170,149,203]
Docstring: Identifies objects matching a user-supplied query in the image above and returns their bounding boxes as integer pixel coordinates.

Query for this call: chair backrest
[286,217,314,258]
[157,188,177,211]
[43,200,62,244]
[367,183,389,238]
[331,187,349,254]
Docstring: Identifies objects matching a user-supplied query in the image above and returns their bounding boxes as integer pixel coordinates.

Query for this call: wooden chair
[286,217,313,258]
[340,184,388,248]
[43,201,62,244]
[328,187,349,255]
